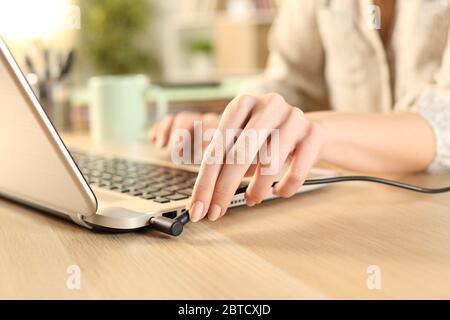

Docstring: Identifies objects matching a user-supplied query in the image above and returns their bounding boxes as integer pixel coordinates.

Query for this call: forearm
[307,111,436,173]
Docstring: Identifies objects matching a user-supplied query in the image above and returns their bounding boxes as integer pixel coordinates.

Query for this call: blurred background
[0,0,281,138]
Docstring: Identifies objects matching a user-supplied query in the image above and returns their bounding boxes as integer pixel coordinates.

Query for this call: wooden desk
[1,136,449,299]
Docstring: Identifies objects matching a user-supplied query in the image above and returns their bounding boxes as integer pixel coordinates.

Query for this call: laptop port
[162,211,177,219]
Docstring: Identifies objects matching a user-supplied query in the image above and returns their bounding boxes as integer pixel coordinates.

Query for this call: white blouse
[245,0,450,173]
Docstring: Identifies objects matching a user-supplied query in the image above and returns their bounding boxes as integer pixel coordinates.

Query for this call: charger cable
[154,175,450,236]
[302,176,450,194]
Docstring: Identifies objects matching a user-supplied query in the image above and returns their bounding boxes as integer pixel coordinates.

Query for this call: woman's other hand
[148,112,220,149]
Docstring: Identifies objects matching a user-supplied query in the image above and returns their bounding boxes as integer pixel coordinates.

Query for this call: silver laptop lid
[0,37,97,218]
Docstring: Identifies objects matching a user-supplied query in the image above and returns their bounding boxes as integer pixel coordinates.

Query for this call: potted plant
[79,0,159,75]
[185,38,215,80]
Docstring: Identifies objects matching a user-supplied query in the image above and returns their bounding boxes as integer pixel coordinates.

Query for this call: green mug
[88,75,167,142]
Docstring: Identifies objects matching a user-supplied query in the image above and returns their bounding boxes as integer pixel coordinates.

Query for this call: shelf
[173,8,277,29]
[69,77,249,107]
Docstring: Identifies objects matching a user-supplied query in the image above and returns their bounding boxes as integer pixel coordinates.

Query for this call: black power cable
[156,175,450,236]
[302,176,450,194]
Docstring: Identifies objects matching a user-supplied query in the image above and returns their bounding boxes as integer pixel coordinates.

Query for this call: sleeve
[241,0,329,111]
[416,29,450,173]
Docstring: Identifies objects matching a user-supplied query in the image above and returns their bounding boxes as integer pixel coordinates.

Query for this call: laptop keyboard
[70,150,197,204]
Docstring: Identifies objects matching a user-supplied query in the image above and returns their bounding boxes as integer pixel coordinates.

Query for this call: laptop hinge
[70,213,94,229]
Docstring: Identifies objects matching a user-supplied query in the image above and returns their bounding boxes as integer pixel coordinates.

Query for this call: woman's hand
[148,112,220,149]
[187,93,325,222]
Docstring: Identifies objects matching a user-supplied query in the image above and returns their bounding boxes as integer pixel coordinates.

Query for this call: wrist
[305,112,332,162]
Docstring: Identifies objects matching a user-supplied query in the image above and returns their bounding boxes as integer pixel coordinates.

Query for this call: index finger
[187,95,258,222]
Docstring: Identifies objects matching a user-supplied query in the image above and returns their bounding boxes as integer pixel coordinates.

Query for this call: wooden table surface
[1,135,449,299]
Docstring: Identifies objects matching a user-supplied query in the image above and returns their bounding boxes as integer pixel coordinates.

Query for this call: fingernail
[208,204,222,221]
[246,200,256,207]
[168,135,176,148]
[189,201,204,222]
[272,187,279,196]
[156,137,162,147]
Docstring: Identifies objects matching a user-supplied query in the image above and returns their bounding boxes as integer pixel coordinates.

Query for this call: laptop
[0,37,332,235]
